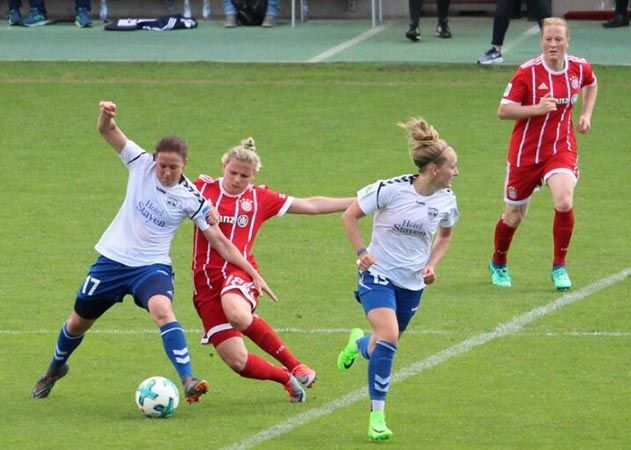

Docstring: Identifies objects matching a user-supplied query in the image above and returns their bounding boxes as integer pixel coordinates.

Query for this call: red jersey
[501,54,596,167]
[192,175,292,284]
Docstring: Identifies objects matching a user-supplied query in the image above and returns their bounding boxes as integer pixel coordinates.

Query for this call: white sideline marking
[502,25,540,55]
[307,24,389,63]
[3,328,631,337]
[222,268,630,450]
[4,328,631,337]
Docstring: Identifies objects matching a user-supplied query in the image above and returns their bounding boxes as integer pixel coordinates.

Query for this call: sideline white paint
[307,23,389,63]
[4,328,631,337]
[222,268,630,450]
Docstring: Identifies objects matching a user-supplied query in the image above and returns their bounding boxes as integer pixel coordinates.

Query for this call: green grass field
[1,62,630,449]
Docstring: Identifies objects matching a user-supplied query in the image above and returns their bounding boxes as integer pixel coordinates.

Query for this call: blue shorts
[74,255,174,320]
[355,270,423,332]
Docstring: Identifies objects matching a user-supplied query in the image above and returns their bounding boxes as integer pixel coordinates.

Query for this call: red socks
[239,353,290,384]
[492,218,517,266]
[243,316,300,371]
[553,209,574,266]
[492,209,574,267]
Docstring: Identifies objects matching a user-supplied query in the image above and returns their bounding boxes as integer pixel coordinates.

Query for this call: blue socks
[357,335,371,360]
[160,321,193,381]
[49,321,84,372]
[367,340,397,401]
[48,320,194,382]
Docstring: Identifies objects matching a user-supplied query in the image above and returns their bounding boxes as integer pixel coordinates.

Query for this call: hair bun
[241,137,256,152]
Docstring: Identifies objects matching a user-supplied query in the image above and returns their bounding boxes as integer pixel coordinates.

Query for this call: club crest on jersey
[507,186,518,200]
[427,207,439,219]
[570,76,580,89]
[221,214,250,228]
[240,198,253,212]
[237,214,249,227]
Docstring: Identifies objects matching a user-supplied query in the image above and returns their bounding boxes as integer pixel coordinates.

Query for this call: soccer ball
[135,376,180,418]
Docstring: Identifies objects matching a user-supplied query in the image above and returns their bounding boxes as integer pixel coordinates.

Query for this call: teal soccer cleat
[551,266,572,290]
[489,262,512,287]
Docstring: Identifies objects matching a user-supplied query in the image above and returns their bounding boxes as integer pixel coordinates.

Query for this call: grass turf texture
[1,62,630,449]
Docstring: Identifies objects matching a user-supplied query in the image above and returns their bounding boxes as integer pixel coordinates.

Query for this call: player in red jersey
[489,17,598,291]
[192,137,354,402]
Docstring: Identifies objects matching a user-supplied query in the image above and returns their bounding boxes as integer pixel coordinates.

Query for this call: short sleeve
[583,63,596,87]
[440,205,459,228]
[501,68,528,105]
[257,186,292,220]
[357,180,391,215]
[438,189,459,228]
[191,200,212,232]
[120,140,146,167]
[179,176,212,231]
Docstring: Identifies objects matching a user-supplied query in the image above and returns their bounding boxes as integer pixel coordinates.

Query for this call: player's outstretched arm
[97,101,128,154]
[288,196,355,215]
[201,225,278,302]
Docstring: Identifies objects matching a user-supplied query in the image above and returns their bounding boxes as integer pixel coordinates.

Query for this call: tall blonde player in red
[192,138,354,402]
[489,17,598,290]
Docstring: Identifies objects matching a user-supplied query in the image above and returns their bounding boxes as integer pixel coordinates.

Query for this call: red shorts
[503,151,579,205]
[192,269,260,347]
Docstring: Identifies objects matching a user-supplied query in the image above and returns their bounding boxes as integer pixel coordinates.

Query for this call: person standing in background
[8,0,92,27]
[602,0,629,27]
[477,0,550,64]
[406,0,452,41]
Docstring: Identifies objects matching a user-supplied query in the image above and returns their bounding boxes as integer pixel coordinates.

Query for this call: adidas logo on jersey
[537,82,549,90]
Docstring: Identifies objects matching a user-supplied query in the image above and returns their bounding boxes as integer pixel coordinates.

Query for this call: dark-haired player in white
[31,101,274,403]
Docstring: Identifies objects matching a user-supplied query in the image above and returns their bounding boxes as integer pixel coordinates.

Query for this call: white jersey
[95,140,212,267]
[357,174,459,291]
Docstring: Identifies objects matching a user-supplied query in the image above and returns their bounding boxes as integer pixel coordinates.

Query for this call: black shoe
[31,363,69,399]
[602,14,629,28]
[436,20,451,38]
[405,26,420,42]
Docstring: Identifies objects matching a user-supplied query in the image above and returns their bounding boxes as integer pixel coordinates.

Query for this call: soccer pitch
[1,62,630,449]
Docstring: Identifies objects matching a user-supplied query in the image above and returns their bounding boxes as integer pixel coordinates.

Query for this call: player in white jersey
[337,117,459,441]
[31,101,274,404]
